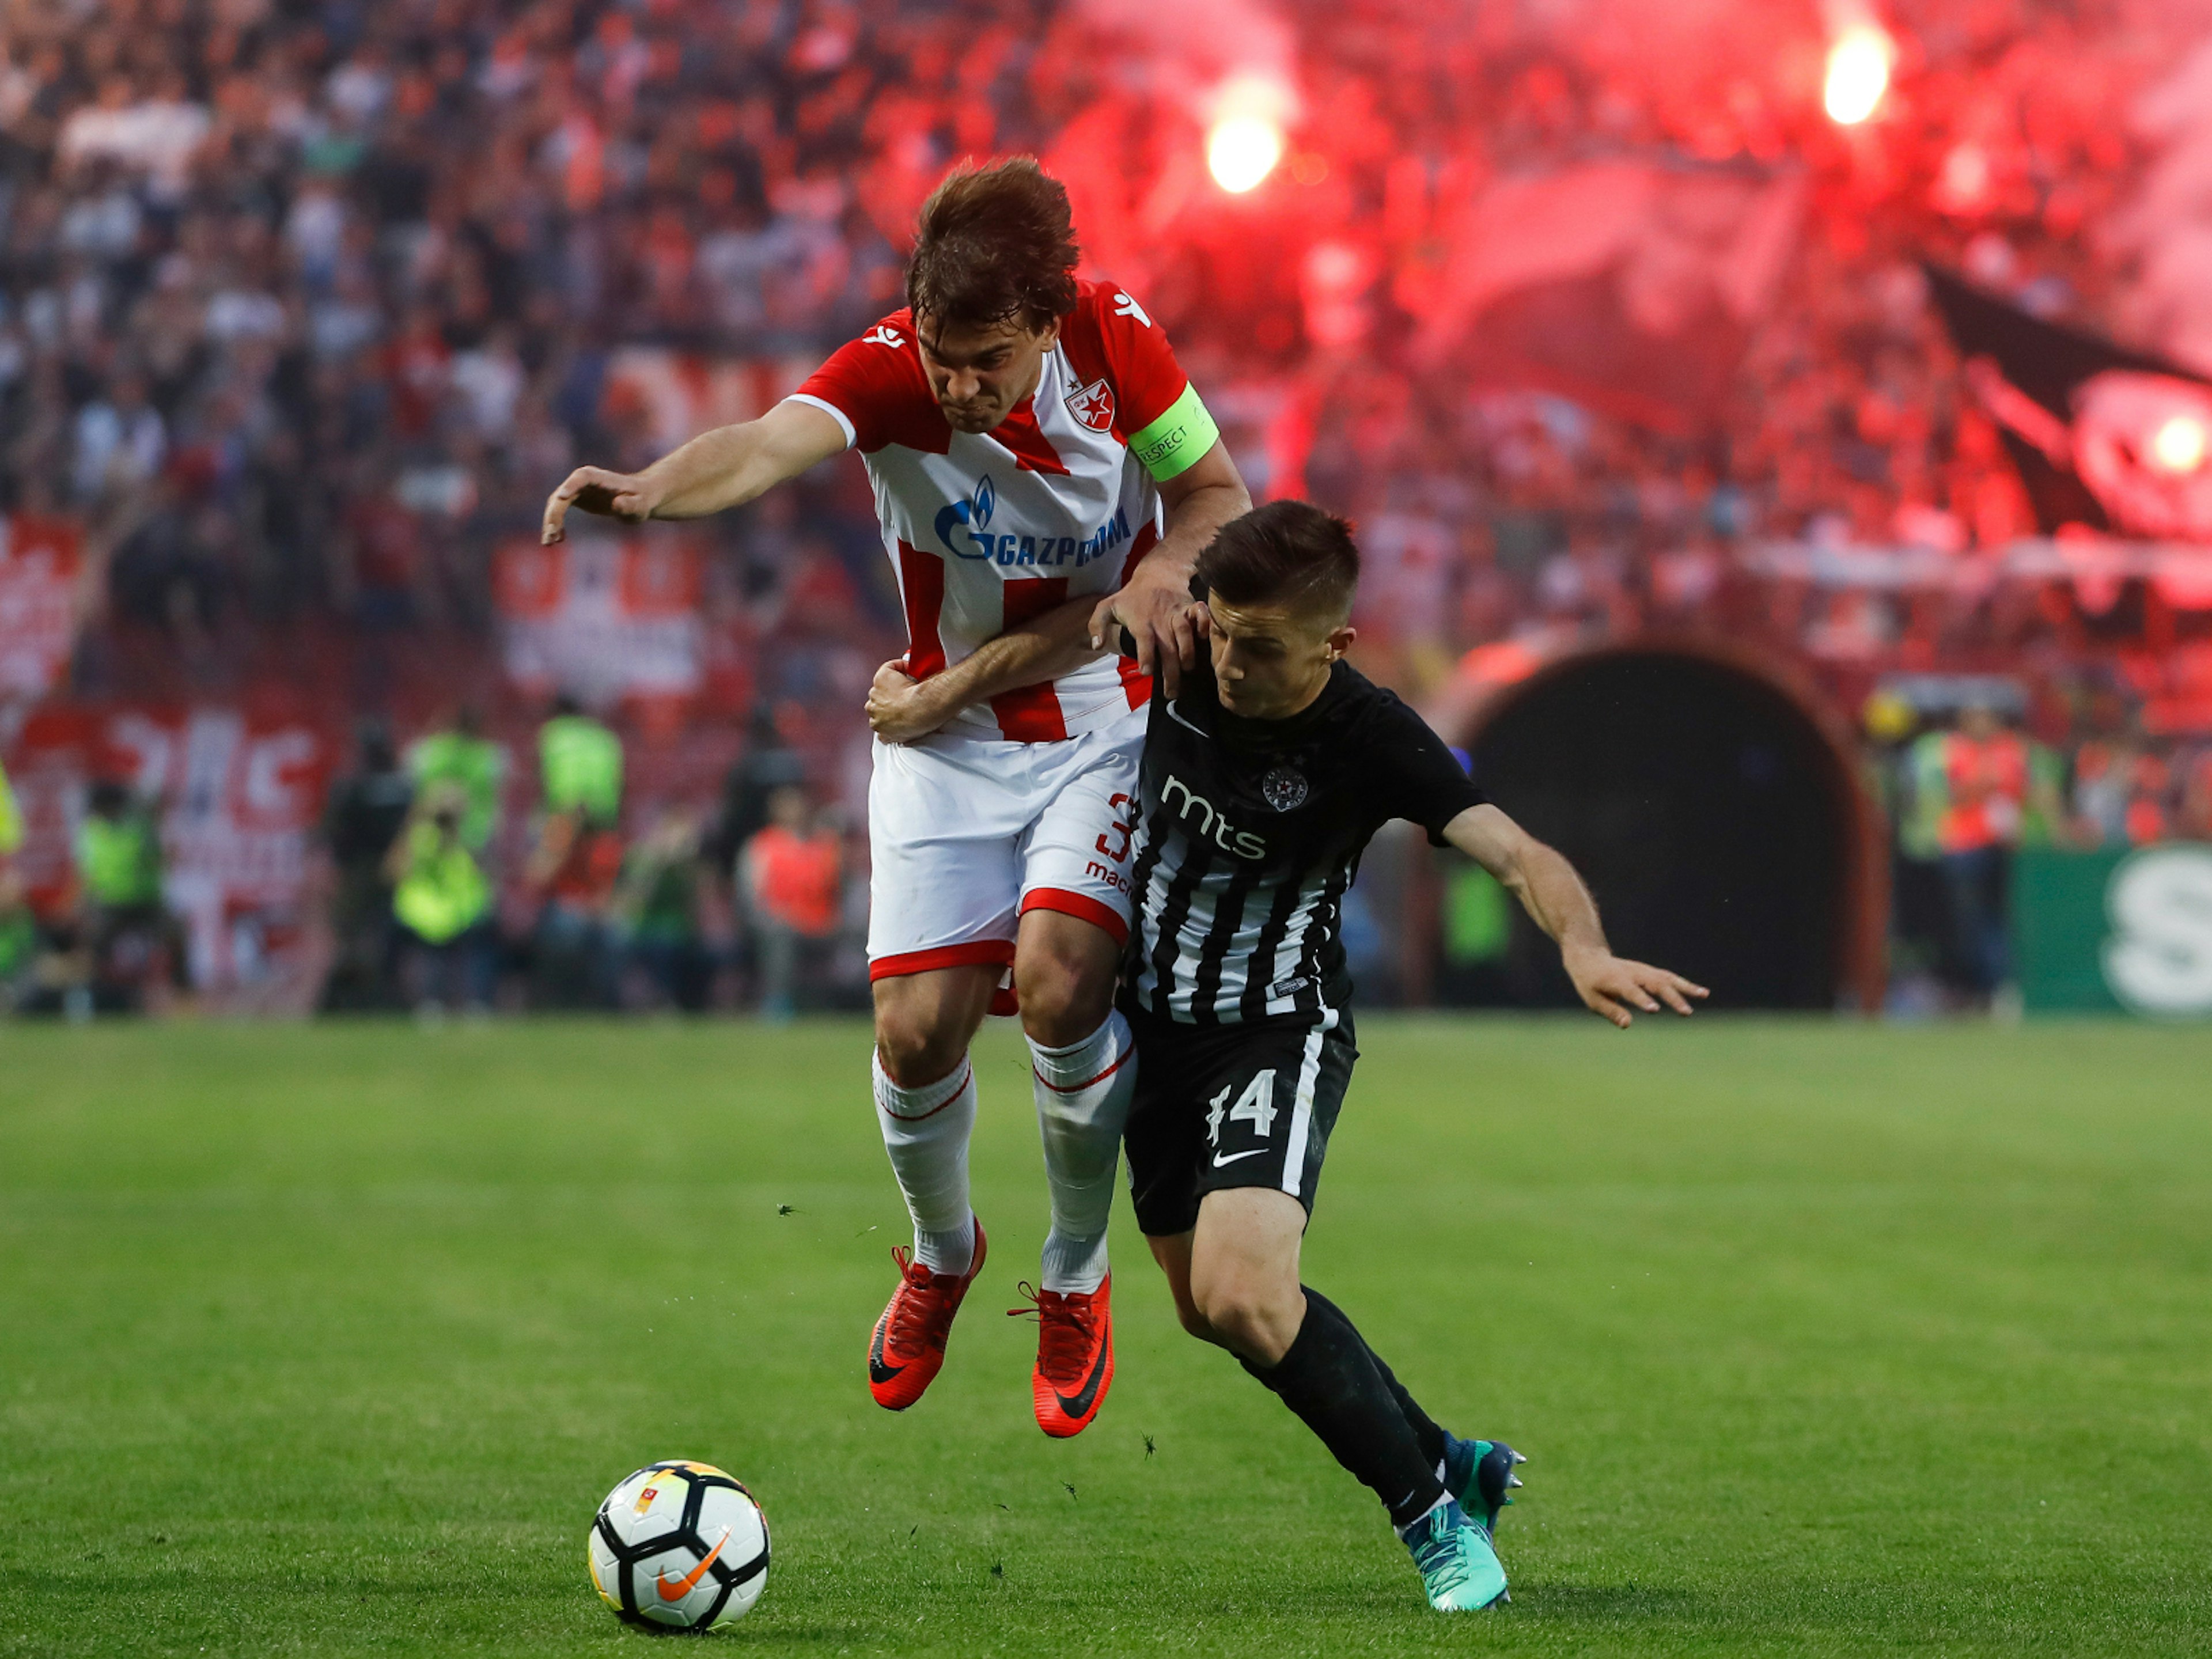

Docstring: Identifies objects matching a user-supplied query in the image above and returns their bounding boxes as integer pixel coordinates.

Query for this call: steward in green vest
[75,781,163,910]
[0,756,28,984]
[406,704,507,852]
[539,696,623,824]
[388,786,491,945]
[0,755,22,857]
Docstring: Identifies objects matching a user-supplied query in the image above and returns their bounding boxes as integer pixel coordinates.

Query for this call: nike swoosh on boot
[1053,1314,1112,1417]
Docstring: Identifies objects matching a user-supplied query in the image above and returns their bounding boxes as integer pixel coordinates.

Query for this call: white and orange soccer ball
[587,1460,770,1630]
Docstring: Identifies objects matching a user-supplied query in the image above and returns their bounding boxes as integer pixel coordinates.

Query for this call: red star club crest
[1065,377,1116,433]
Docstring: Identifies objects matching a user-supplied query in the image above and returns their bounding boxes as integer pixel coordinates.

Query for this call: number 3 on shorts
[1094,792,1135,864]
[1206,1069,1278,1147]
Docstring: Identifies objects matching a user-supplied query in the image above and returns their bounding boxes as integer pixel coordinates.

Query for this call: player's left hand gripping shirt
[1125,654,1488,1025]
[785,280,1219,741]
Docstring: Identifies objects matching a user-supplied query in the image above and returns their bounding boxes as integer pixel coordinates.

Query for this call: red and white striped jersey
[786,279,1220,742]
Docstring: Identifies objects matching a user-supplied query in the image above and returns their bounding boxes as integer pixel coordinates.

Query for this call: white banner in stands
[494,533,703,706]
[6,702,330,996]
[0,516,82,700]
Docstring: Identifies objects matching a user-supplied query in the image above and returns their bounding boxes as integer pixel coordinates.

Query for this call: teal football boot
[1442,1436,1526,1533]
[1403,1498,1509,1611]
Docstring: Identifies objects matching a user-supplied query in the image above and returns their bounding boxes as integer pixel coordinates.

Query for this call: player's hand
[1562,945,1709,1028]
[1090,567,1204,696]
[866,660,957,744]
[542,467,663,543]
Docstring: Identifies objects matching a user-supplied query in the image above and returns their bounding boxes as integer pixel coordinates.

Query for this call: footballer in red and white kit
[541,160,1252,1441]
[787,276,1206,979]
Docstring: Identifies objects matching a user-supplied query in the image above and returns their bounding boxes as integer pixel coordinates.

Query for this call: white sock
[872,1051,978,1275]
[1028,1011,1137,1294]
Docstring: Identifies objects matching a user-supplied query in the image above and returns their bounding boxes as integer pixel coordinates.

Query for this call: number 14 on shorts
[1206,1069,1278,1165]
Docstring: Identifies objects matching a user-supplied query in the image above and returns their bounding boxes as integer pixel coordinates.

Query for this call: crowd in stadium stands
[0,0,2206,1013]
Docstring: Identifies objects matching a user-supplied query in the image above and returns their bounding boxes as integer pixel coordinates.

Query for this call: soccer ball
[588,1460,770,1630]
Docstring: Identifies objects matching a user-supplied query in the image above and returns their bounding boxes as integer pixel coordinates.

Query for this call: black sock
[1241,1287,1447,1529]
[1306,1287,1451,1474]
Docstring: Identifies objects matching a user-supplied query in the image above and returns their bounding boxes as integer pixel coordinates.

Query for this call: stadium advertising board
[0,516,81,700]
[2013,844,2212,1016]
[7,703,330,996]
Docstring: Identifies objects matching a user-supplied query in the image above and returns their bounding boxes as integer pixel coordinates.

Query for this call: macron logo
[863,325,905,347]
[1112,292,1152,327]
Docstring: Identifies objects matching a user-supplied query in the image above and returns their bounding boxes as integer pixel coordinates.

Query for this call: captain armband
[1128,382,1221,483]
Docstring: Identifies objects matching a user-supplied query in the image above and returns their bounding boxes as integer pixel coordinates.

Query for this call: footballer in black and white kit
[1115,501,1705,1613]
[1120,641,1488,1232]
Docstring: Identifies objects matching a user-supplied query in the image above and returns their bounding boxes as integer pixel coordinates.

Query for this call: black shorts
[1121,1001,1358,1238]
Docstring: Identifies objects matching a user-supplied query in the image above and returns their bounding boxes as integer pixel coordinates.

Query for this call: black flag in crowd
[1925,265,2212,542]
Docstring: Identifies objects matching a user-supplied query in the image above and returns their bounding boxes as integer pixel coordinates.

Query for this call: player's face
[1205,593,1356,721]
[914,313,1062,433]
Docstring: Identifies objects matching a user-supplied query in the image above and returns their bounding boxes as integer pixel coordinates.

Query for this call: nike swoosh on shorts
[1211,1147,1269,1166]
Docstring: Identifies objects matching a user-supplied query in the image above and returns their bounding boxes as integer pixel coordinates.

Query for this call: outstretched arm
[1442,802,1708,1028]
[541,399,850,543]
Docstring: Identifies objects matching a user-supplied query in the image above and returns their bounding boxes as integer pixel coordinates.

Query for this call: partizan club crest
[1065,377,1116,432]
[1261,766,1309,812]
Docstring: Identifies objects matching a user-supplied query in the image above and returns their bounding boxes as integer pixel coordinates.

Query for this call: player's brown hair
[1196,501,1361,622]
[907,158,1081,335]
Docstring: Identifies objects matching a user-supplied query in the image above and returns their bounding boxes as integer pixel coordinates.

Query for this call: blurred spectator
[406,703,506,853]
[528,804,624,1010]
[71,779,180,1013]
[739,785,843,1021]
[539,694,623,823]
[319,719,414,1012]
[616,808,714,1012]
[2074,735,2172,847]
[0,756,20,858]
[2179,748,2212,843]
[703,703,807,874]
[1925,703,2029,1000]
[0,757,28,1005]
[385,782,494,1016]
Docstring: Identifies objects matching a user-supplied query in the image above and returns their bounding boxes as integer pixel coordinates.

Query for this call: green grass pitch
[4,1016,2210,1656]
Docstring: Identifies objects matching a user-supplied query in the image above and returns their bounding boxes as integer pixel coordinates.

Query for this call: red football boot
[866,1218,988,1411]
[1010,1274,1114,1438]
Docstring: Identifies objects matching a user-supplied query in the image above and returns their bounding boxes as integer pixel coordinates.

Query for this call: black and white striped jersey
[1123,654,1486,1025]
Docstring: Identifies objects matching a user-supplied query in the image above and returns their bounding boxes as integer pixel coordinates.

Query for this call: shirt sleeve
[1092,286,1221,482]
[788,318,925,454]
[1373,692,1488,844]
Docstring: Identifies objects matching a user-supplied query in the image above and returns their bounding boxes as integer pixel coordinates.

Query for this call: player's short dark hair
[907,158,1081,335]
[1196,501,1361,622]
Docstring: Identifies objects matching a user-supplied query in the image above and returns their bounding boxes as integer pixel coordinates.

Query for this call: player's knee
[1014,956,1111,1048]
[1172,1298,1217,1343]
[1190,1278,1277,1355]
[873,1012,964,1088]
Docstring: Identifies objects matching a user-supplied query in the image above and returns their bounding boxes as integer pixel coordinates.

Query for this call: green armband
[1128,381,1220,482]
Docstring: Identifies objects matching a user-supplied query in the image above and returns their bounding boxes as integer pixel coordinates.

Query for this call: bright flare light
[1824,26,1893,125]
[2152,414,2209,475]
[1207,115,1283,194]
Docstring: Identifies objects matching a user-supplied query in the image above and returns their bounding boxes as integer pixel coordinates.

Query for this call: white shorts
[866,710,1145,980]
